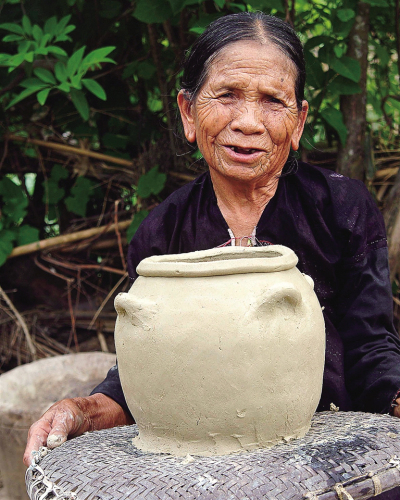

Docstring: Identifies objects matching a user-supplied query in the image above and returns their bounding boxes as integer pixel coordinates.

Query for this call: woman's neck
[210,170,280,242]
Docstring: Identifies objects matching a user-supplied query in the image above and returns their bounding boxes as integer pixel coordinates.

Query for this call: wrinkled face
[178,40,308,184]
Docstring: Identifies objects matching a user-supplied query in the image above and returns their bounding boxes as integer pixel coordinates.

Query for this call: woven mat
[26,412,400,500]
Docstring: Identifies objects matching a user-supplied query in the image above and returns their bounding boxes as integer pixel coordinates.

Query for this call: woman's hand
[23,393,134,467]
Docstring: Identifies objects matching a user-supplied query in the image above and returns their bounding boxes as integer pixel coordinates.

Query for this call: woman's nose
[230,101,265,134]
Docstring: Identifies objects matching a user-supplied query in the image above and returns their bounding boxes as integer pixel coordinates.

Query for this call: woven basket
[26,412,400,500]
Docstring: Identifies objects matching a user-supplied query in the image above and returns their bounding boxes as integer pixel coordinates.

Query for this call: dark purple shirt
[92,162,400,415]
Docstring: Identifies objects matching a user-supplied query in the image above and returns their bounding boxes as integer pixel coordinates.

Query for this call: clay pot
[115,245,325,456]
[0,352,116,500]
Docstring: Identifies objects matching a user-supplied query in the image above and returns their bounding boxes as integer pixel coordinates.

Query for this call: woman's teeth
[230,146,258,154]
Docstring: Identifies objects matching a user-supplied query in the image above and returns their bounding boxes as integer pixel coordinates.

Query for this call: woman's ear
[291,100,309,151]
[177,90,196,143]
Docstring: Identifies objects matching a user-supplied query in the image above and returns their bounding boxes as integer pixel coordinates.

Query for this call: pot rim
[137,245,298,278]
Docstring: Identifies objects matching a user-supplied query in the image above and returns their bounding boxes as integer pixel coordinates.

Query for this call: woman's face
[178,40,308,185]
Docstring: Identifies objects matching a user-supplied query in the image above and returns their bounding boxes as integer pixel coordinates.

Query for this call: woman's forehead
[203,40,297,90]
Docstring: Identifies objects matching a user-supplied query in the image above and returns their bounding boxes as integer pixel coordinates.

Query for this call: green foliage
[137,166,167,198]
[0,176,39,265]
[65,177,96,217]
[43,165,98,219]
[126,166,167,240]
[0,15,115,120]
[0,0,398,268]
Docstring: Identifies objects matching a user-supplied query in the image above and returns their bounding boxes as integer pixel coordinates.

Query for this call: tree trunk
[384,168,400,283]
[336,2,370,180]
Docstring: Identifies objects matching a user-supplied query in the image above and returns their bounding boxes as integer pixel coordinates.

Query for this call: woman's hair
[181,12,306,109]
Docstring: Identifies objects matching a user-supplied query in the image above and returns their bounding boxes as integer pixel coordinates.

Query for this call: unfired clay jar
[114,245,325,456]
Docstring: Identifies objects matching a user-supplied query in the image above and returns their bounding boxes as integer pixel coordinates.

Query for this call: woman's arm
[23,393,134,466]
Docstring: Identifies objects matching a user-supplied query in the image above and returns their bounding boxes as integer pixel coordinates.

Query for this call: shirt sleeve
[90,362,132,416]
[334,204,400,413]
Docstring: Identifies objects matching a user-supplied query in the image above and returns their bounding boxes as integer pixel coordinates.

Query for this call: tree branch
[8,220,132,259]
[7,134,135,168]
[0,285,36,357]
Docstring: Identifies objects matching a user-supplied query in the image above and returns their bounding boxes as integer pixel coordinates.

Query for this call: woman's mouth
[229,146,260,155]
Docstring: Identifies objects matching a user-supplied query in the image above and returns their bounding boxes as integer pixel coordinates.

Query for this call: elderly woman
[24,11,400,470]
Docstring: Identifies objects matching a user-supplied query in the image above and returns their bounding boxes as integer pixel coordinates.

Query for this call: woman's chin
[209,161,280,184]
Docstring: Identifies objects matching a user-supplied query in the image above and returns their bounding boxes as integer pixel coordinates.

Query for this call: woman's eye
[219,92,234,99]
[266,97,283,105]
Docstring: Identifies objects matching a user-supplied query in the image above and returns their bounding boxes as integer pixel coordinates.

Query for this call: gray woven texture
[26,412,400,500]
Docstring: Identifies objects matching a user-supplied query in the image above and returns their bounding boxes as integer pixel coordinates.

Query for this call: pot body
[115,245,325,456]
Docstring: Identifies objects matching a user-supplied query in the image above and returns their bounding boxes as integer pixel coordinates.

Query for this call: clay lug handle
[114,292,130,316]
[254,283,302,315]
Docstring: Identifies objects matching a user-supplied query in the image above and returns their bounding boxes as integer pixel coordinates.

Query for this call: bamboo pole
[8,220,132,259]
[374,166,399,179]
[7,134,135,167]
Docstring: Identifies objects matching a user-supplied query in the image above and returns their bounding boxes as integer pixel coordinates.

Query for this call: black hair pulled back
[181,12,306,109]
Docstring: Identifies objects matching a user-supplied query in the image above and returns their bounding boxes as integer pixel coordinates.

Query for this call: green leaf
[168,0,187,14]
[387,97,400,111]
[70,74,82,89]
[16,225,39,246]
[330,56,361,83]
[0,23,25,35]
[34,68,56,85]
[133,0,173,23]
[35,47,49,56]
[336,8,355,22]
[82,79,107,100]
[22,15,32,35]
[55,15,72,35]
[24,52,34,63]
[70,88,90,120]
[17,40,31,53]
[214,0,225,7]
[0,177,28,221]
[304,51,326,89]
[44,16,58,35]
[137,166,167,198]
[320,107,347,145]
[64,177,94,217]
[0,237,14,267]
[61,25,76,36]
[137,60,156,80]
[32,24,43,42]
[39,33,51,48]
[43,181,65,205]
[55,62,68,82]
[37,87,51,105]
[0,229,16,243]
[81,46,116,68]
[2,34,24,42]
[47,46,68,57]
[20,77,49,89]
[57,82,71,92]
[373,43,390,66]
[7,87,39,108]
[327,76,361,95]
[50,164,69,182]
[67,46,86,77]
[189,26,205,35]
[8,51,25,66]
[126,210,149,242]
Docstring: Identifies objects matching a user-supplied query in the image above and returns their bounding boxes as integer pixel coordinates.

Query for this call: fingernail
[47,434,66,448]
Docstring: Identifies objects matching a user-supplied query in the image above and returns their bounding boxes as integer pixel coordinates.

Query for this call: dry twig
[0,285,36,357]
